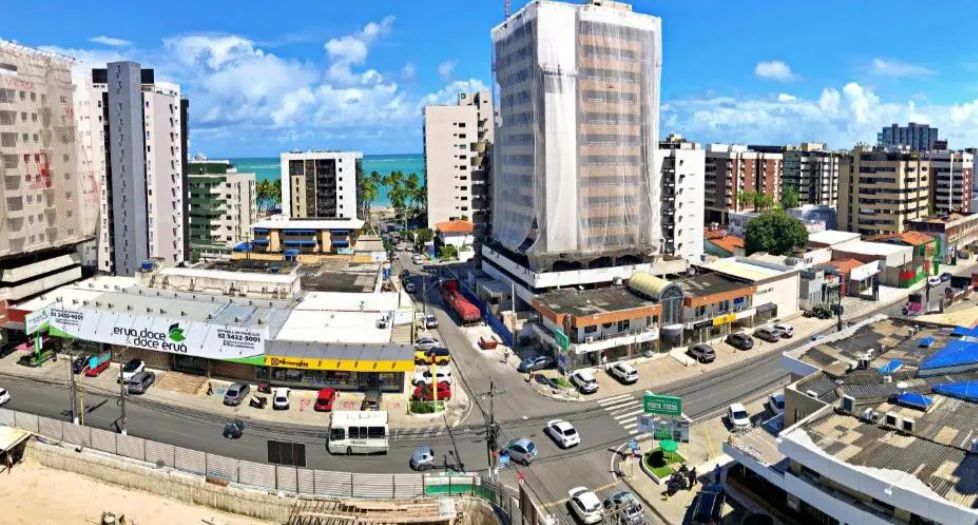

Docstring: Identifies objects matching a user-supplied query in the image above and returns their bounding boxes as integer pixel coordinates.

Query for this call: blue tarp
[283,249,300,256]
[919,339,978,372]
[952,326,978,338]
[251,239,269,245]
[253,228,269,234]
[878,360,904,374]
[918,336,935,348]
[895,392,934,411]
[331,239,349,246]
[933,380,978,403]
[233,241,252,252]
[283,239,316,246]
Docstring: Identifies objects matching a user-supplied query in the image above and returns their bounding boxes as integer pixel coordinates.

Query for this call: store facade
[261,340,414,392]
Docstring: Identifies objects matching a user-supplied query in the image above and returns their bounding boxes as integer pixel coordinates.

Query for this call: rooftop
[834,239,912,258]
[826,258,866,275]
[252,216,365,231]
[276,309,392,344]
[907,213,974,225]
[157,265,299,285]
[808,230,861,246]
[870,231,935,247]
[297,260,381,293]
[203,259,300,275]
[534,286,656,318]
[706,235,744,254]
[436,220,474,234]
[678,272,754,298]
[700,257,795,282]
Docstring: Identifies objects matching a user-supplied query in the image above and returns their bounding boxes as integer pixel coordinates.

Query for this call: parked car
[567,487,604,525]
[504,437,537,465]
[602,490,644,525]
[127,371,156,395]
[71,354,93,374]
[119,359,145,383]
[690,488,725,525]
[414,336,441,353]
[927,275,942,287]
[608,362,639,384]
[361,389,382,411]
[0,388,10,406]
[223,383,250,406]
[753,327,782,343]
[314,388,337,412]
[412,382,452,401]
[768,393,785,416]
[223,419,245,439]
[272,387,290,410]
[410,445,437,471]
[941,272,953,282]
[412,254,425,265]
[570,369,599,394]
[726,333,754,350]
[727,403,751,430]
[545,419,580,448]
[412,367,453,386]
[774,323,794,338]
[84,357,111,376]
[415,347,451,366]
[686,344,716,363]
[424,314,439,329]
[517,355,556,373]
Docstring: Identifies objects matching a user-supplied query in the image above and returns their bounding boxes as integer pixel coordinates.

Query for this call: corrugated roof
[707,235,744,254]
[871,231,935,247]
[827,258,864,274]
[702,258,788,281]
[435,220,474,234]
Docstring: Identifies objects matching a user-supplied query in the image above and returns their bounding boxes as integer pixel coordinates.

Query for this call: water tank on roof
[628,272,670,300]
[140,260,154,272]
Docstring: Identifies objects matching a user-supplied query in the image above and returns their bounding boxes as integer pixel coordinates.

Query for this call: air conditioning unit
[806,390,819,398]
[585,336,595,344]
[860,408,880,423]
[858,358,870,370]
[846,360,857,372]
[902,418,915,434]
[882,375,893,384]
[841,395,856,414]
[970,438,978,453]
[884,412,899,428]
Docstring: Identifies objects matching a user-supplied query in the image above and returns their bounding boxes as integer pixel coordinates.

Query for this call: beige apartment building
[839,146,931,236]
[782,142,842,207]
[187,159,257,261]
[281,150,361,220]
[0,41,98,302]
[490,0,662,271]
[923,149,974,215]
[704,144,783,224]
[423,90,494,241]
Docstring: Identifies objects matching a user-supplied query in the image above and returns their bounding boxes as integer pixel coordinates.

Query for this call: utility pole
[477,379,506,471]
[118,360,127,435]
[66,353,77,424]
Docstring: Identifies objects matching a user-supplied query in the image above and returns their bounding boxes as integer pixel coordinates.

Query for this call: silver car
[410,446,436,471]
[504,437,537,465]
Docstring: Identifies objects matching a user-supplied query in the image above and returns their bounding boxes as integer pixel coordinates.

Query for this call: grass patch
[409,400,445,414]
[643,448,686,479]
[554,376,573,389]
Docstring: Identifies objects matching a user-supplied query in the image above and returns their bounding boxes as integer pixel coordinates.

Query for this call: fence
[0,407,480,500]
[460,284,515,348]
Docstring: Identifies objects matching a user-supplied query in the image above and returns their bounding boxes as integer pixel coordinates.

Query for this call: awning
[755,303,776,314]
[253,228,270,234]
[894,392,933,411]
[283,239,316,246]
[251,239,269,245]
[233,241,253,252]
[15,337,49,351]
[284,229,317,235]
[877,359,903,374]
[284,249,300,256]
[264,341,415,373]
[0,426,30,452]
[331,239,349,246]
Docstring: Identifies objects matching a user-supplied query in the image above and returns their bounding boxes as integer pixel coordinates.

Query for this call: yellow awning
[264,355,413,373]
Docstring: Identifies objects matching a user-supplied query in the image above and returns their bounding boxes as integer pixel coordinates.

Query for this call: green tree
[752,192,775,212]
[256,179,281,212]
[414,228,434,253]
[744,211,809,255]
[781,186,800,209]
[403,172,423,218]
[736,191,756,210]
[438,244,459,261]
[359,170,382,224]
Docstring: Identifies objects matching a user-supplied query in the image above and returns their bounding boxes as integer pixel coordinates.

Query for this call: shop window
[584,325,597,334]
[617,320,630,332]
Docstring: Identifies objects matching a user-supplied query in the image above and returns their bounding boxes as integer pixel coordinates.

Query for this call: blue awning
[284,249,300,256]
[933,380,978,402]
[283,239,316,246]
[284,229,317,235]
[894,392,933,411]
[331,229,350,235]
[251,239,269,245]
[253,228,269,234]
[331,239,349,246]
[952,326,978,338]
[877,360,903,375]
[233,241,252,252]
[918,336,935,348]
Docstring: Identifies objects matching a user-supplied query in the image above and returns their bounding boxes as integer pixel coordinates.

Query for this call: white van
[328,411,389,455]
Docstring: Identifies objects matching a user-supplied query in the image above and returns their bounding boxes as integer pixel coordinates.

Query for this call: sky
[8,0,978,156]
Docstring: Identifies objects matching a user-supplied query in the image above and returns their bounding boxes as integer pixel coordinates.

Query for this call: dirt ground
[0,457,276,525]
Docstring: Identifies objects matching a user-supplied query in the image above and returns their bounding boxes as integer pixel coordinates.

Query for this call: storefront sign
[24,308,50,334]
[643,392,682,416]
[47,306,265,359]
[692,319,713,329]
[263,354,414,373]
[712,313,736,327]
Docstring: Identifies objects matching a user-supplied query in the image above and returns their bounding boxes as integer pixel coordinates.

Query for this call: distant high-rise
[878,122,939,152]
[490,0,662,271]
[704,144,782,224]
[924,150,974,215]
[658,135,704,263]
[423,91,494,241]
[782,143,841,208]
[280,151,361,220]
[85,62,188,276]
[186,159,257,261]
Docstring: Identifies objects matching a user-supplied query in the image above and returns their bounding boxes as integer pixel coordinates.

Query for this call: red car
[314,388,337,412]
[85,359,110,377]
[413,381,452,401]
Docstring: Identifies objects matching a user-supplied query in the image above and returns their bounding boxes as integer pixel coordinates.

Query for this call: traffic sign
[554,329,570,351]
[643,392,682,416]
[637,414,655,434]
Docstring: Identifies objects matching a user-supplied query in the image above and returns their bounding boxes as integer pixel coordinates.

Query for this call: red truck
[441,279,481,325]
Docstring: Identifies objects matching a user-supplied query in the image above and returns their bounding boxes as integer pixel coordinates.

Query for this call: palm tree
[359,170,382,226]
[404,172,421,218]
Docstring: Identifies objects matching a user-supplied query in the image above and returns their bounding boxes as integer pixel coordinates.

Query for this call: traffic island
[641,447,686,484]
[408,400,446,415]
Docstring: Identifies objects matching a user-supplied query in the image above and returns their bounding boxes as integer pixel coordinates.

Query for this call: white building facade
[280,151,361,220]
[658,135,704,263]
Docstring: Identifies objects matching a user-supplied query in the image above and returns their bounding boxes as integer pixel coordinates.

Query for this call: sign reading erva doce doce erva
[47,307,266,359]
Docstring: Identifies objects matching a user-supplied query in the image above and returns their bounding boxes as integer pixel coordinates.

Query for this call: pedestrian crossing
[596,393,644,435]
[391,425,447,440]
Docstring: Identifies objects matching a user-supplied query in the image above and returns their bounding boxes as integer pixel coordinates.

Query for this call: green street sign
[644,392,682,416]
[554,329,570,352]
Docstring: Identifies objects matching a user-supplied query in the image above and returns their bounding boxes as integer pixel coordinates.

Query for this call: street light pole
[118,361,127,435]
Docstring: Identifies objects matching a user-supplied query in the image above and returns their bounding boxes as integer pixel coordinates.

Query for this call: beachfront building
[782,143,842,208]
[245,216,365,257]
[186,159,257,261]
[280,150,361,220]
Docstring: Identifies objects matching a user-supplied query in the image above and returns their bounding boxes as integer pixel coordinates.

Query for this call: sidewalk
[0,353,470,431]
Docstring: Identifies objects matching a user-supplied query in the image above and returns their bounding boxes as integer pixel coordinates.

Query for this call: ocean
[231,153,424,208]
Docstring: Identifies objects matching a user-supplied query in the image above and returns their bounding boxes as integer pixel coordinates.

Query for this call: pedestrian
[206,381,214,396]
[4,453,12,474]
[690,466,698,488]
[713,463,722,484]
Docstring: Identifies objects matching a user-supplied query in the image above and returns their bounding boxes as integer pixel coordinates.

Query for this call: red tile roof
[828,258,864,274]
[870,231,935,247]
[709,235,744,254]
[435,220,474,234]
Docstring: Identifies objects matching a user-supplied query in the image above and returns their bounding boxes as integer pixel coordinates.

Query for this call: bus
[327,411,389,455]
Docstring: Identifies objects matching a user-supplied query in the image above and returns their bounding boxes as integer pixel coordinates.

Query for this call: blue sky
[8,0,978,156]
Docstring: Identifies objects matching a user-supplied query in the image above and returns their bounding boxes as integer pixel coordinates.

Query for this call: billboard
[24,308,50,335]
[48,307,265,359]
[643,392,683,416]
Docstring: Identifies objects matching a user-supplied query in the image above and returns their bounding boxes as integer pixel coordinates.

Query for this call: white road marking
[613,409,645,421]
[596,393,634,405]
[601,398,641,411]
[604,400,642,413]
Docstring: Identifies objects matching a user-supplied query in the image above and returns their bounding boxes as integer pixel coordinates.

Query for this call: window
[329,428,345,440]
[367,427,385,439]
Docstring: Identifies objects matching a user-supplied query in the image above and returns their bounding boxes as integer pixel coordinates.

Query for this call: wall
[753,273,801,319]
[424,104,479,229]
[146,85,184,264]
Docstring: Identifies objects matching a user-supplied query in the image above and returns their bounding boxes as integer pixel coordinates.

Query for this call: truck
[440,279,481,325]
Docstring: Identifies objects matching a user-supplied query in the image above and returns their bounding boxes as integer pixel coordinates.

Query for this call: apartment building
[878,122,939,152]
[280,151,361,220]
[838,146,930,237]
[0,41,98,302]
[423,91,494,242]
[658,134,704,263]
[186,159,257,261]
[704,144,783,224]
[489,0,662,273]
[84,62,188,276]
[782,142,841,207]
[923,149,973,215]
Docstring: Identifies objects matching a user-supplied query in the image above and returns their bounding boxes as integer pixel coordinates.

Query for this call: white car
[120,359,145,383]
[0,388,9,406]
[272,387,290,410]
[927,275,942,287]
[570,369,599,394]
[412,367,453,386]
[727,403,751,430]
[768,393,785,415]
[545,419,580,448]
[608,362,639,384]
[773,324,794,338]
[412,254,425,265]
[415,336,441,352]
[568,487,604,525]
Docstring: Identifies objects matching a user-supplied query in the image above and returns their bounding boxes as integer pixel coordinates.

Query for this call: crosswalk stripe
[613,409,645,421]
[596,393,634,405]
[627,429,639,435]
[602,398,641,411]
[604,400,642,412]
[621,420,638,430]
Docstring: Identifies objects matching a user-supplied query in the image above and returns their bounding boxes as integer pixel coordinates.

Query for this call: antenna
[504,0,511,18]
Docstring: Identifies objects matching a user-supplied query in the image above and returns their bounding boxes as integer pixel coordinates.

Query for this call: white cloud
[869,58,935,78]
[401,62,416,82]
[88,35,132,47]
[662,81,978,148]
[417,79,489,109]
[324,16,394,85]
[437,59,458,81]
[754,60,795,82]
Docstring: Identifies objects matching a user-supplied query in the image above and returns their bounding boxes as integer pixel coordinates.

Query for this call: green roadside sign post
[644,392,683,452]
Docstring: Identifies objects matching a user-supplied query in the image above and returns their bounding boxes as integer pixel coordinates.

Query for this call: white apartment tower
[0,41,98,301]
[658,135,704,263]
[280,151,361,220]
[423,90,494,239]
[85,62,188,275]
[490,0,662,272]
[923,149,974,215]
[782,142,841,208]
